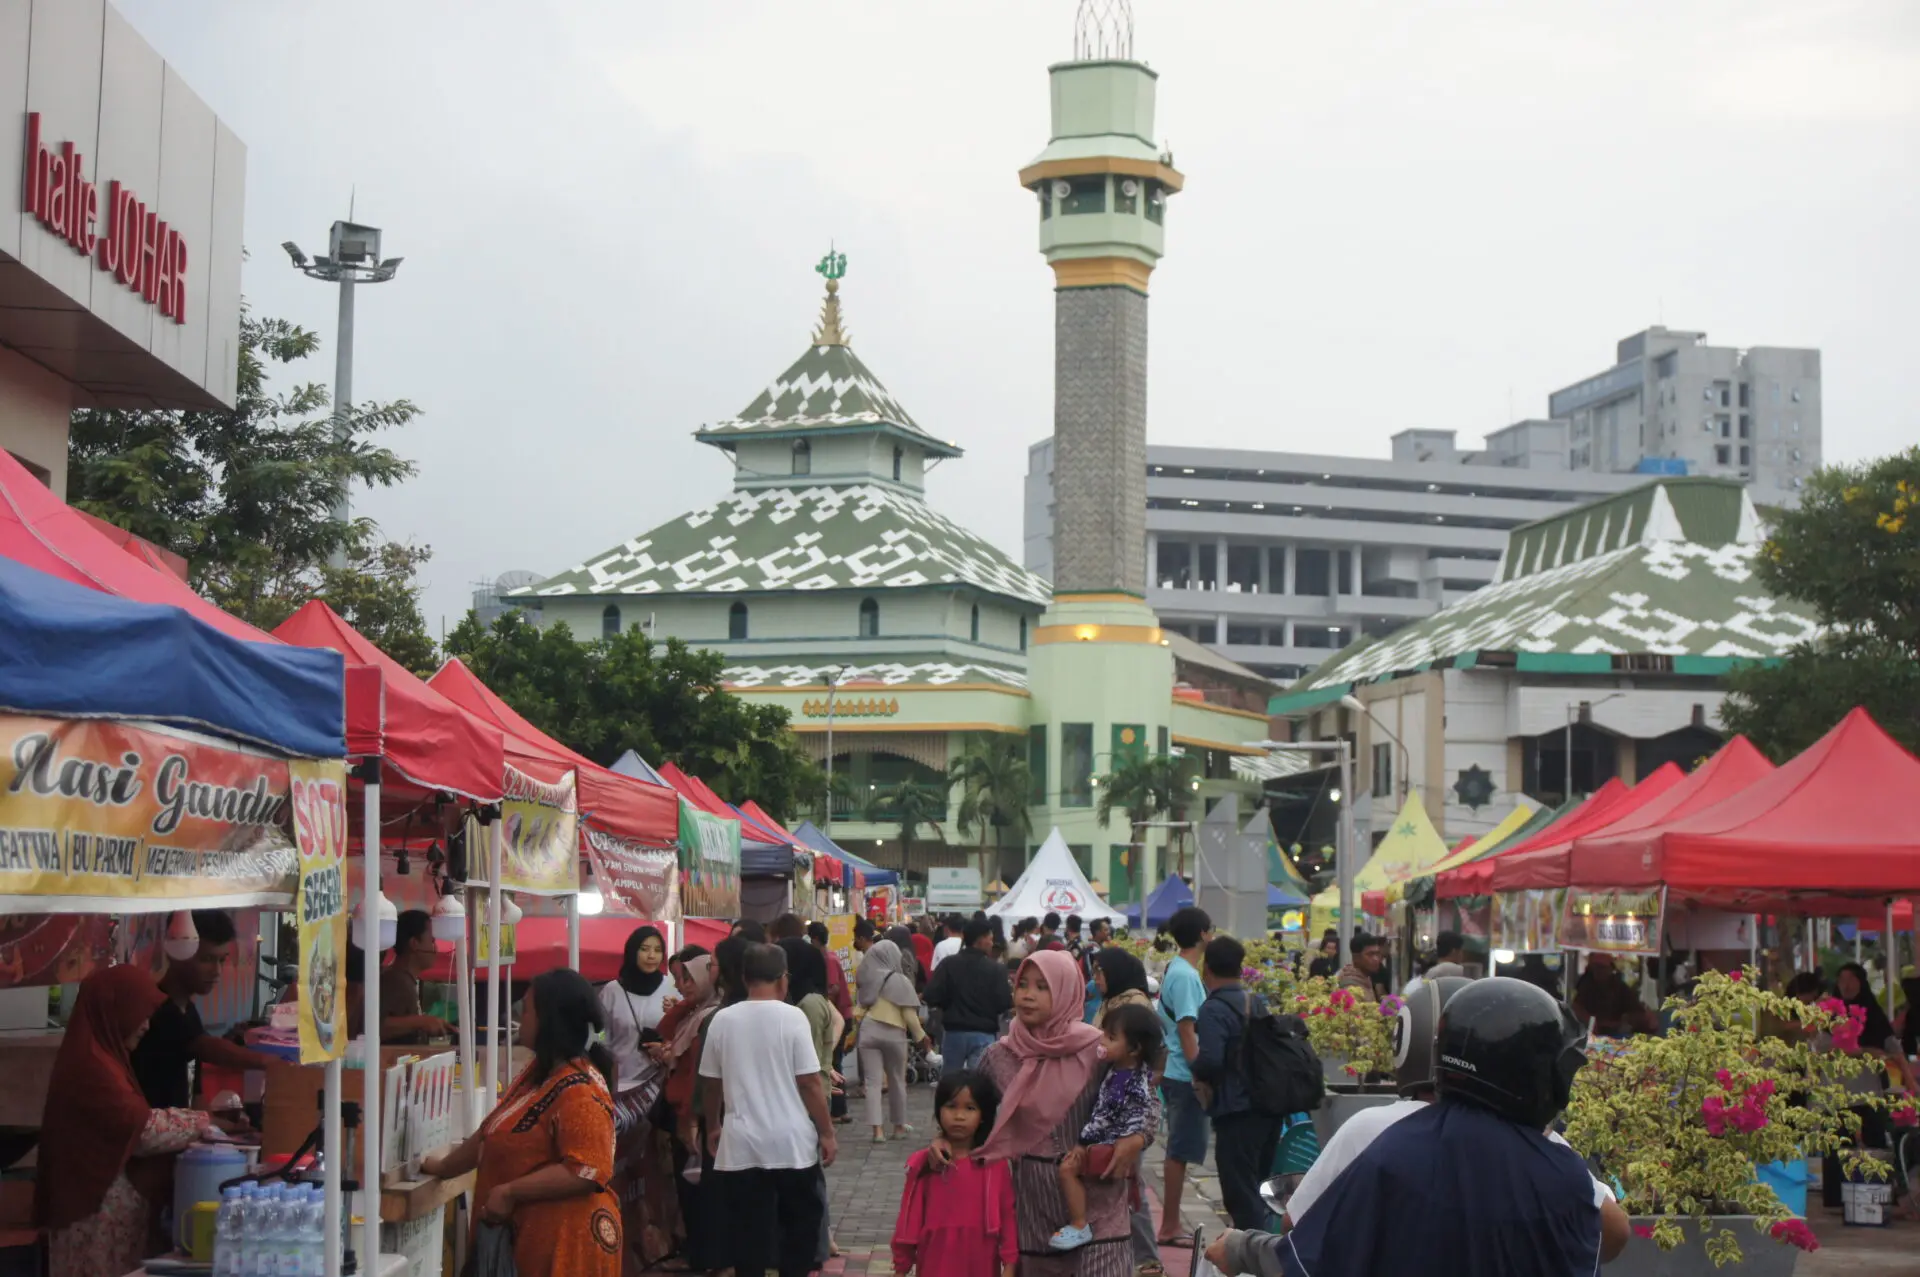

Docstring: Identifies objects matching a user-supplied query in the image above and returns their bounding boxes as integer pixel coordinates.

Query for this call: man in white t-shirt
[930,915,964,970]
[700,942,839,1277]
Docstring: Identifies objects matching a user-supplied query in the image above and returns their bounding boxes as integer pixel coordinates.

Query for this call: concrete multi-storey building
[1026,427,1643,683]
[1552,326,1821,499]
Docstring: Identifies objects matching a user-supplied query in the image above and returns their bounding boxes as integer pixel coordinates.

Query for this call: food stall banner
[678,798,740,919]
[499,765,578,896]
[291,759,349,1063]
[1560,887,1666,956]
[584,827,681,924]
[1491,889,1566,953]
[0,714,297,913]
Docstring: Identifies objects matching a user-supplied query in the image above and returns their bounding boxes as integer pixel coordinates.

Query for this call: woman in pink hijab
[955,950,1156,1277]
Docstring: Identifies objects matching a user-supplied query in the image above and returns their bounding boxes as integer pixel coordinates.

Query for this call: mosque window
[601,605,621,638]
[1115,177,1140,215]
[1018,616,1028,653]
[859,597,880,638]
[792,439,811,475]
[1062,177,1107,216]
[970,604,980,643]
[1146,183,1166,225]
[893,446,904,482]
[729,601,748,641]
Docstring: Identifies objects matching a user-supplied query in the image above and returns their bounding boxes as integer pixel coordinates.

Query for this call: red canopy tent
[428,658,678,848]
[1436,777,1634,899]
[658,762,734,819]
[1487,759,1706,891]
[1566,707,1920,908]
[1557,736,1775,877]
[0,447,275,643]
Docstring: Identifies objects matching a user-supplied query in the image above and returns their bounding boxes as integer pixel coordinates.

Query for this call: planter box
[1620,1218,1799,1277]
[1311,1088,1399,1147]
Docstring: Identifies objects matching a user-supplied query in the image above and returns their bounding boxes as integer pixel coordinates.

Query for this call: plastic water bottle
[299,1184,328,1277]
[234,1185,260,1277]
[251,1184,283,1277]
[277,1184,308,1277]
[213,1186,245,1277]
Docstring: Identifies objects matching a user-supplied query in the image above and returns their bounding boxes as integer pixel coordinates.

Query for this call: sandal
[1157,1234,1196,1249]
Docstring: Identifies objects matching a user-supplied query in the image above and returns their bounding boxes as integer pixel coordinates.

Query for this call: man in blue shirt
[1155,905,1211,1245]
[1192,935,1279,1230]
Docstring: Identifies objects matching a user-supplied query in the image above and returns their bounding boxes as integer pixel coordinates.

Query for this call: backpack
[1236,991,1325,1117]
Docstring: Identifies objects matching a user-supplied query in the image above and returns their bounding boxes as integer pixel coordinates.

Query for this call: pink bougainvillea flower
[1700,1095,1729,1137]
[1631,1225,1654,1240]
[1768,1219,1819,1252]
[1893,1105,1918,1128]
[1714,1069,1733,1087]
[1728,970,1743,982]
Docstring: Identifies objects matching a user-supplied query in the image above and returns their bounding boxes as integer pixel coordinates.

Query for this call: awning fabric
[275,602,503,802]
[0,556,344,758]
[1126,874,1193,927]
[790,821,893,888]
[1486,762,1689,892]
[0,447,271,644]
[1567,708,1920,904]
[1312,793,1452,924]
[1437,779,1634,900]
[987,828,1125,925]
[428,658,677,847]
[1560,737,1774,872]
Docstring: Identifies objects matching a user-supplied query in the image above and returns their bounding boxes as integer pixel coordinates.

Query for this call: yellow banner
[1561,888,1665,956]
[0,715,296,912]
[499,765,578,896]
[291,760,349,1063]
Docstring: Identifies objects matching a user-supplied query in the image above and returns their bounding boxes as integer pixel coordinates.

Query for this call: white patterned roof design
[722,661,1030,690]
[693,342,958,457]
[519,483,1052,606]
[1294,479,1819,690]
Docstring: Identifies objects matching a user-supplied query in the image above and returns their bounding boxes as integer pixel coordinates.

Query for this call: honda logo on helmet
[1440,1054,1478,1073]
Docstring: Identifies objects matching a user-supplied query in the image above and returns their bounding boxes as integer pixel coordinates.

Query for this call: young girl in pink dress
[892,1072,1017,1277]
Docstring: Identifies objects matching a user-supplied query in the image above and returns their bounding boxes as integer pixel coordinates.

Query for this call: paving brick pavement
[817,1081,1229,1277]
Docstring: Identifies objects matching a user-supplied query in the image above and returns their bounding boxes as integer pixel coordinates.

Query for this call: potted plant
[1289,975,1403,1141]
[1562,968,1896,1273]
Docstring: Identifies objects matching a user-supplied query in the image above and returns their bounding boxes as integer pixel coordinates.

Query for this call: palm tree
[1095,753,1201,888]
[949,736,1034,882]
[813,769,858,826]
[874,779,946,875]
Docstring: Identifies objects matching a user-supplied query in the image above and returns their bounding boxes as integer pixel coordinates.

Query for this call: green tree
[1721,448,1920,758]
[68,309,420,622]
[1095,752,1199,890]
[873,779,946,875]
[948,736,1033,880]
[242,539,440,677]
[444,609,824,821]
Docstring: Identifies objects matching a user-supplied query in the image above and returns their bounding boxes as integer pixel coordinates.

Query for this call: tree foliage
[1722,448,1920,757]
[1095,752,1199,882]
[66,308,434,664]
[948,736,1033,871]
[444,610,823,822]
[874,780,946,874]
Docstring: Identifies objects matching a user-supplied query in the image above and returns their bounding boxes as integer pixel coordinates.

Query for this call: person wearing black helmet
[1210,978,1627,1277]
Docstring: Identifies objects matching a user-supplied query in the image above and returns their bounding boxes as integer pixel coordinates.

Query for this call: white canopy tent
[987,828,1127,926]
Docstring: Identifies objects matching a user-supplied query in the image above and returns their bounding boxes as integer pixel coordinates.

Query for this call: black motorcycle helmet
[1392,976,1471,1097]
[1433,977,1588,1128]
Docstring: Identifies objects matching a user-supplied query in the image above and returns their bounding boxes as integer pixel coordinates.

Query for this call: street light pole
[283,222,402,568]
[823,667,844,838]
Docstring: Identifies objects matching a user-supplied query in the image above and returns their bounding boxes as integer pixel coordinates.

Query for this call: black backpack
[1236,991,1324,1117]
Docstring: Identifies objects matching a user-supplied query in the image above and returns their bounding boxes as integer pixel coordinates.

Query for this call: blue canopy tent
[792,820,900,887]
[731,804,796,876]
[1268,883,1310,908]
[609,749,671,788]
[1126,874,1194,928]
[0,554,344,757]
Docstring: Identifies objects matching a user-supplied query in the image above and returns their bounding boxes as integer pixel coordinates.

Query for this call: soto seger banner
[290,760,349,1063]
[0,714,297,912]
[677,798,740,919]
[583,827,680,924]
[1560,887,1666,956]
[499,764,578,896]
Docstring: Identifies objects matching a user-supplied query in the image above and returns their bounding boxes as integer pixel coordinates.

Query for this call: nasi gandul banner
[499,765,578,896]
[0,715,298,912]
[290,761,348,1064]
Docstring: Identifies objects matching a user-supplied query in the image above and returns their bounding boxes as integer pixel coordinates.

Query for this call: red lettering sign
[21,114,187,324]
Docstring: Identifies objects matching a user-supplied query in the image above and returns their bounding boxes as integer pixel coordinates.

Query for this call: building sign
[927,867,982,909]
[802,697,899,719]
[22,114,191,324]
[0,714,296,912]
[290,760,348,1064]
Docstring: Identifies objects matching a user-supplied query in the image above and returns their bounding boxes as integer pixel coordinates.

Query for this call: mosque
[516,8,1273,898]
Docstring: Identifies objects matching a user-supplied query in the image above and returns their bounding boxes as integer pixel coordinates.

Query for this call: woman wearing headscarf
[1820,962,1907,1208]
[945,950,1154,1277]
[650,947,720,1272]
[857,938,931,1142]
[598,927,681,1273]
[886,924,926,992]
[1089,946,1153,1026]
[36,966,219,1276]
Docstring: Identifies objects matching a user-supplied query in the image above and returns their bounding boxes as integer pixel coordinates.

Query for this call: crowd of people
[28,901,1916,1277]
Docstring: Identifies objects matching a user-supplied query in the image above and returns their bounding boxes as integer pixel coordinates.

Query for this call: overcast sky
[120,0,1920,635]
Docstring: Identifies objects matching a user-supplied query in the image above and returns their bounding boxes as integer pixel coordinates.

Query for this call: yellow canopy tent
[1384,802,1538,906]
[1310,794,1452,937]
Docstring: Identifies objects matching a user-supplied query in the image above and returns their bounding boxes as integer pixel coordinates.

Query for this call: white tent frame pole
[486,817,504,1115]
[323,1057,342,1277]
[360,768,383,1276]
[454,883,476,1136]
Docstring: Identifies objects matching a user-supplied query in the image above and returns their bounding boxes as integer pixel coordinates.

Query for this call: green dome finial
[811,244,850,347]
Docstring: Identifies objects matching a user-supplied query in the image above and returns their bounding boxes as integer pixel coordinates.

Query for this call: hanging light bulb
[356,889,399,950]
[163,911,201,962]
[500,894,523,926]
[578,885,605,917]
[430,892,467,943]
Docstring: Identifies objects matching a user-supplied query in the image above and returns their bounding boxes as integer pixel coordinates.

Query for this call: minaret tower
[1022,0,1185,887]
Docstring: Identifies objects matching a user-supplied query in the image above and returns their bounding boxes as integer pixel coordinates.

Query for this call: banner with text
[291,759,349,1063]
[584,827,681,924]
[1492,889,1566,954]
[499,765,579,896]
[677,798,740,919]
[0,714,297,912]
[1560,887,1666,956]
